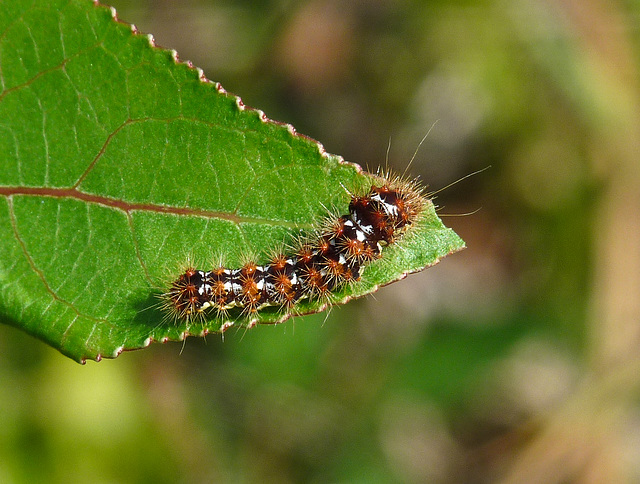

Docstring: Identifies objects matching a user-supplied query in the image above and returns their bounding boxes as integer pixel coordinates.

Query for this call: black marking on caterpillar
[161,174,426,325]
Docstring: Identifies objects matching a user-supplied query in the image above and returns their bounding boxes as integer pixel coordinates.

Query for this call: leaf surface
[0,0,464,362]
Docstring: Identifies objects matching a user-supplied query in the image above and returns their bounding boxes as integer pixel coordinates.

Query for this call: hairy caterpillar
[162,174,426,324]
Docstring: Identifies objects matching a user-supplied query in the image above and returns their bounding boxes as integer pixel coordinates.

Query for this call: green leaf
[0,0,464,362]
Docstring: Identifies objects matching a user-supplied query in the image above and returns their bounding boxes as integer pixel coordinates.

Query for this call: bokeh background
[2,0,640,482]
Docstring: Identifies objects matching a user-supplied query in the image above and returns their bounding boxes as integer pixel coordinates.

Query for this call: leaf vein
[6,196,106,324]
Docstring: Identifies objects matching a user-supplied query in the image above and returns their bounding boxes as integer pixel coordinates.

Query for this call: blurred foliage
[2,0,640,482]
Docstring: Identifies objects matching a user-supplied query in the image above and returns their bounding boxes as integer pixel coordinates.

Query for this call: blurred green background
[2,0,640,482]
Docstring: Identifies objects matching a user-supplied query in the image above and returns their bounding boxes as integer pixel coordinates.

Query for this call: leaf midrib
[0,186,310,228]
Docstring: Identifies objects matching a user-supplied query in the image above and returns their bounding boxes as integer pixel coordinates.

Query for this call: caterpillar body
[162,175,426,323]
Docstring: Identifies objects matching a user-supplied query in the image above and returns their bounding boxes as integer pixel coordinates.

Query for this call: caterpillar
[162,174,426,323]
